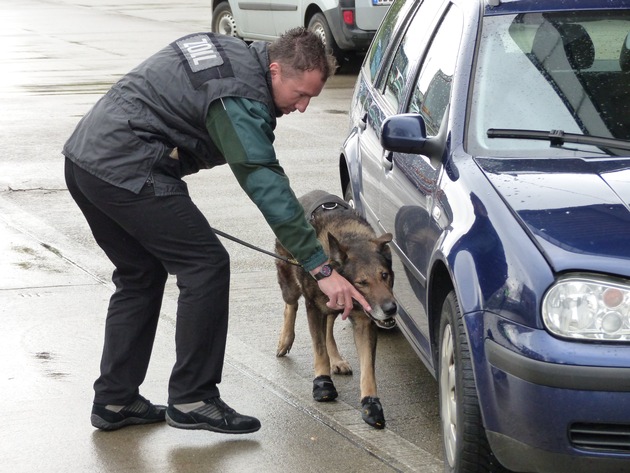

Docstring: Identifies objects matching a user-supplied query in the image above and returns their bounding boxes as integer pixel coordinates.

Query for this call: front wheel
[439,291,510,473]
[212,2,238,37]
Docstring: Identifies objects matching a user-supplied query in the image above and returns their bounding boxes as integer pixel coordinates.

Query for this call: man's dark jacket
[62,32,328,271]
[63,33,277,194]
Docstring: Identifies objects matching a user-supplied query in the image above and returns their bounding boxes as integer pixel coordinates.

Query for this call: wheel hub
[440,324,457,468]
[218,14,237,36]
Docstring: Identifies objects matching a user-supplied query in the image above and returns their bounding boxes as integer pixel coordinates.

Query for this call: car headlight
[542,275,630,341]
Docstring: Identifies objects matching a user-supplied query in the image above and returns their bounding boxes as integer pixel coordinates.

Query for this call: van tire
[212,2,239,37]
[308,12,344,67]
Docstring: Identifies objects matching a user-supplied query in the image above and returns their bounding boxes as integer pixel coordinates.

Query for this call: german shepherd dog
[274,190,397,429]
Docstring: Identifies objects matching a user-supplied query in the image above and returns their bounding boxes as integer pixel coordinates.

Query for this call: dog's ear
[327,232,348,264]
[374,233,394,284]
[373,233,393,265]
[372,233,393,249]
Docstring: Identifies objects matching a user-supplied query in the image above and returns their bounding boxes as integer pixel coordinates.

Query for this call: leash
[212,195,350,268]
[212,228,301,266]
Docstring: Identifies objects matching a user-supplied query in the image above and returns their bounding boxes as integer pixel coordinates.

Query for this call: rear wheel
[212,2,238,37]
[439,291,511,473]
[308,12,344,66]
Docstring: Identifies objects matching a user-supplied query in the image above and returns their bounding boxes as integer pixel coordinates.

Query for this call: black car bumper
[323,8,376,52]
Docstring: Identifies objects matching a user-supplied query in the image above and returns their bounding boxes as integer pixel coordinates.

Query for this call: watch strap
[312,263,333,281]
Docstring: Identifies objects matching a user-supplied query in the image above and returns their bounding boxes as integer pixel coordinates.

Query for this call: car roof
[484,0,630,16]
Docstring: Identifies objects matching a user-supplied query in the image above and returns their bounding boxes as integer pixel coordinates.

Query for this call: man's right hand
[310,265,371,319]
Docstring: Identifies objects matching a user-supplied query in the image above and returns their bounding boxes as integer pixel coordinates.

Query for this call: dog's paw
[312,375,338,402]
[331,359,353,375]
[276,339,293,357]
[361,396,385,429]
[276,344,291,357]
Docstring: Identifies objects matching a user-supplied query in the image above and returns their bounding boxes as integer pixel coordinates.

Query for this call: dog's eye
[381,272,389,281]
[355,279,368,287]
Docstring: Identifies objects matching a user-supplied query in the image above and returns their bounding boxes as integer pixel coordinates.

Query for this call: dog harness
[305,193,353,221]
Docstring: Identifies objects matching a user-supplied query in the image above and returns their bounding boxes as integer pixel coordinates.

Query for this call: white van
[210,0,393,64]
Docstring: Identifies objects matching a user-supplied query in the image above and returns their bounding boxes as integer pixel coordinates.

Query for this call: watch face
[314,263,333,280]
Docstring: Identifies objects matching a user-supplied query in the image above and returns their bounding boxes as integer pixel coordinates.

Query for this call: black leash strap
[212,228,301,266]
[212,194,348,268]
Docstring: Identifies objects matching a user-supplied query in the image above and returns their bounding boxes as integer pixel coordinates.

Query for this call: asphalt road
[0,1,443,471]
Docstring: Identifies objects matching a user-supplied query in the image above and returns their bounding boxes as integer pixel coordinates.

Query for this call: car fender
[437,158,555,330]
[340,125,365,215]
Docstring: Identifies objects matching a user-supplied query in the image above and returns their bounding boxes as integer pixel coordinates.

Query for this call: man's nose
[296,97,310,113]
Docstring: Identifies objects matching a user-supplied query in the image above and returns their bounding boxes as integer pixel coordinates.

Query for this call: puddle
[34,351,53,360]
[20,81,115,96]
[12,244,63,273]
[33,351,70,379]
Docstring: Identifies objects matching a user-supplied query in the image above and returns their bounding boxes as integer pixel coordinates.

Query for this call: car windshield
[467,10,630,157]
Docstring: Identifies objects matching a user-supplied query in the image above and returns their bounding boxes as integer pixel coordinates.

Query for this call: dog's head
[327,231,397,329]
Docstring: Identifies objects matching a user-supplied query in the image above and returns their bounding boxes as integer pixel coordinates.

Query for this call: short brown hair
[268,27,337,80]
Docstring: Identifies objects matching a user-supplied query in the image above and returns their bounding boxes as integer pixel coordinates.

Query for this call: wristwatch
[312,263,333,281]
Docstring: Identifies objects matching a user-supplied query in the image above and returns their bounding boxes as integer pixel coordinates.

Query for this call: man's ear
[269,62,281,78]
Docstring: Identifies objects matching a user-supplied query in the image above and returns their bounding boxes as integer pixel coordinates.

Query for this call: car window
[381,0,445,112]
[409,5,463,136]
[468,10,630,157]
[363,0,410,84]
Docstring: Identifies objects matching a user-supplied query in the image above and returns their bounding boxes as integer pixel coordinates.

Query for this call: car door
[271,0,303,37]
[233,0,276,39]
[357,0,441,228]
[378,4,464,352]
[353,4,402,226]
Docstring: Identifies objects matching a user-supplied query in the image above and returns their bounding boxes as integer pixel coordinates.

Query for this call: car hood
[475,157,630,277]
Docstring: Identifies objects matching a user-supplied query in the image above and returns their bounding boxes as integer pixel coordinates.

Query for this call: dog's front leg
[307,302,338,402]
[307,302,330,377]
[276,302,298,356]
[326,314,352,374]
[352,315,378,398]
[352,316,385,429]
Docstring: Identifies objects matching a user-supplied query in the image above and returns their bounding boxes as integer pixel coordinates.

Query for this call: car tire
[439,290,511,473]
[307,12,344,66]
[212,1,239,37]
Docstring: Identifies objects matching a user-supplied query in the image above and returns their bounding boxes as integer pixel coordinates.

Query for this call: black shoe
[165,397,261,434]
[361,396,385,429]
[91,395,166,431]
[312,375,338,402]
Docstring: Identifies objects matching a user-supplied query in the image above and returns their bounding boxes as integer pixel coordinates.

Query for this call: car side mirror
[381,114,429,153]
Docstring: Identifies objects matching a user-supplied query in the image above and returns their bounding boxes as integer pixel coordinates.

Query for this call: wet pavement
[0,209,437,472]
[0,191,442,473]
[0,1,444,472]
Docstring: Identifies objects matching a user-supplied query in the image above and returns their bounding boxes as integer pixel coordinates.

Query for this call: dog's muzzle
[370,315,397,330]
[355,302,397,329]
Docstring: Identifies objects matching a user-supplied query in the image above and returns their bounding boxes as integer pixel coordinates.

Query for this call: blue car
[339,0,630,471]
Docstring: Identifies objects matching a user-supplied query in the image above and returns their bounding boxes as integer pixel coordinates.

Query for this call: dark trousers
[64,158,229,405]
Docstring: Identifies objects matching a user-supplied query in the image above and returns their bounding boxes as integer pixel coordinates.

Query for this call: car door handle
[382,150,393,170]
[358,112,367,131]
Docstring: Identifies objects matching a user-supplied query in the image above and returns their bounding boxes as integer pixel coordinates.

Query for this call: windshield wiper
[487,128,630,152]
